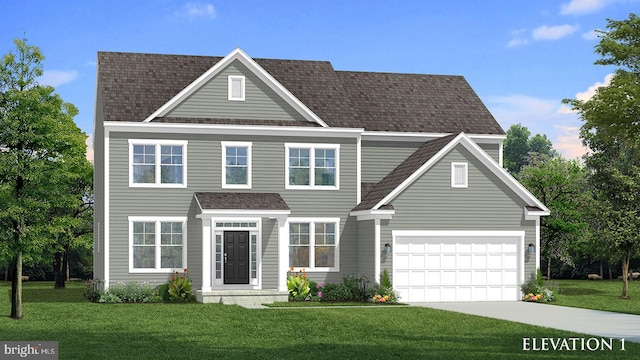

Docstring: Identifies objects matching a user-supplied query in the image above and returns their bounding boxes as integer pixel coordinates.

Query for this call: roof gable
[353,133,548,212]
[144,48,328,127]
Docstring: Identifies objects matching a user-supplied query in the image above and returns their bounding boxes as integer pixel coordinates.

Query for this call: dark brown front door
[224,231,249,284]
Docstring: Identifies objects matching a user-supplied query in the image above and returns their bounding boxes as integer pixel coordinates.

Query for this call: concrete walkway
[412,302,640,343]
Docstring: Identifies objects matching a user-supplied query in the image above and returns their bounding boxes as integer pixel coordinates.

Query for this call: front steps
[196,289,288,306]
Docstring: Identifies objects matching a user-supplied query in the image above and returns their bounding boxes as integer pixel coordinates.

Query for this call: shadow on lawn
[21,287,86,303]
[558,287,606,296]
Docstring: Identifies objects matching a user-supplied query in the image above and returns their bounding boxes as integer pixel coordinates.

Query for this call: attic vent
[451,162,468,188]
[228,75,245,101]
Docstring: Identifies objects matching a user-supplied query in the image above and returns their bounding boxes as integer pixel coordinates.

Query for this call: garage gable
[352,132,549,216]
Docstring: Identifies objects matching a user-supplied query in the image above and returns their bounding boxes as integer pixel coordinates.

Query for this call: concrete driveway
[412,301,640,343]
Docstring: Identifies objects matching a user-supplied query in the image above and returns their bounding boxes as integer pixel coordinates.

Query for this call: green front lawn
[0,281,638,359]
[552,279,640,315]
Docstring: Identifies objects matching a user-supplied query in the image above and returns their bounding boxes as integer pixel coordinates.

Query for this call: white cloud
[485,94,587,159]
[86,134,94,163]
[532,24,579,40]
[176,2,216,20]
[557,73,615,113]
[560,0,607,15]
[506,29,529,48]
[581,29,600,40]
[552,125,588,159]
[38,70,78,87]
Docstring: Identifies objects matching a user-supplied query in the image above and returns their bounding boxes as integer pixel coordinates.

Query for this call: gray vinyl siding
[167,60,307,123]
[379,144,537,282]
[107,131,358,287]
[361,141,423,183]
[261,219,279,289]
[356,220,375,280]
[478,143,501,164]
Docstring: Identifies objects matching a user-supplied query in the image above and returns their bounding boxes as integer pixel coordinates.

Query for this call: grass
[266,301,407,307]
[552,279,640,315]
[0,282,638,359]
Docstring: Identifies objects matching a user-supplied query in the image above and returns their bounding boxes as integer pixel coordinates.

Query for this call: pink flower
[318,291,323,298]
[317,283,324,288]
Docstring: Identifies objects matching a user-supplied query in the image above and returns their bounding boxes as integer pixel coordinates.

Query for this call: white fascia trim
[361,131,506,144]
[196,209,291,219]
[373,132,549,212]
[143,48,329,127]
[104,121,362,139]
[349,209,395,221]
[525,207,550,220]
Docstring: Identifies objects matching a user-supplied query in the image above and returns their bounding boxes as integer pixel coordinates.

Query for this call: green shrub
[156,283,171,303]
[321,283,351,301]
[83,280,102,303]
[168,270,196,303]
[96,282,161,303]
[381,269,392,288]
[521,275,556,303]
[342,274,370,301]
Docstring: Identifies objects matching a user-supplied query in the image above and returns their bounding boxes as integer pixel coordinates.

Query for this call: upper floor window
[222,141,252,189]
[285,143,339,190]
[228,75,245,101]
[451,162,468,188]
[129,140,187,187]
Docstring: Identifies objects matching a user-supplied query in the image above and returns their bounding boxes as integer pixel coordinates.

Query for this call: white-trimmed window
[129,140,187,187]
[285,143,339,189]
[222,142,252,188]
[451,162,468,188]
[288,218,339,271]
[129,217,187,273]
[228,75,245,101]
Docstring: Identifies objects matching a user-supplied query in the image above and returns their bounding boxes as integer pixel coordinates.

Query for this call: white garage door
[393,231,524,302]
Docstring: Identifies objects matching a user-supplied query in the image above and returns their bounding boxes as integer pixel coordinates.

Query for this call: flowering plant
[168,268,196,302]
[524,293,544,302]
[371,285,398,303]
[287,267,310,301]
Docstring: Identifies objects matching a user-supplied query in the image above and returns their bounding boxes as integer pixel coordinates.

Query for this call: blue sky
[2,1,638,159]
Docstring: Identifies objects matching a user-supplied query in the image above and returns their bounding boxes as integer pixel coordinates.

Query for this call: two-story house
[93,48,548,304]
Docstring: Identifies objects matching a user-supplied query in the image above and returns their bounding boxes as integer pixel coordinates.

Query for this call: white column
[201,218,212,291]
[374,218,381,284]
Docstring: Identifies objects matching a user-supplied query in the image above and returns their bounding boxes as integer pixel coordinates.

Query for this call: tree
[503,124,531,174]
[519,154,589,279]
[51,159,93,289]
[503,124,557,175]
[564,13,640,298]
[0,39,87,318]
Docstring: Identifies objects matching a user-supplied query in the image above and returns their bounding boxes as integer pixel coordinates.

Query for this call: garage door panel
[410,255,425,268]
[426,255,440,269]
[442,255,456,268]
[458,255,472,268]
[472,255,487,269]
[394,232,522,302]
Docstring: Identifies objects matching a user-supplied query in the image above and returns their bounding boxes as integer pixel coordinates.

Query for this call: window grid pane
[160,145,183,184]
[289,221,337,269]
[289,148,310,185]
[133,221,156,268]
[132,145,156,184]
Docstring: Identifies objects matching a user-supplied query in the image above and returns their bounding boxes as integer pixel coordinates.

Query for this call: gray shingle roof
[352,134,458,211]
[97,51,504,135]
[195,192,290,211]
